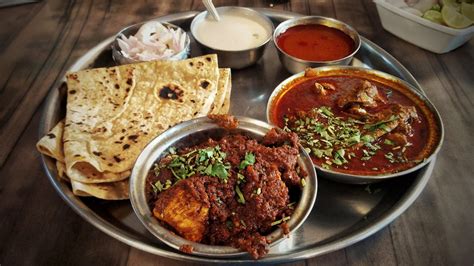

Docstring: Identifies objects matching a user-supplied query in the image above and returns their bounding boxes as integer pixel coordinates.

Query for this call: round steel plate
[39,9,436,264]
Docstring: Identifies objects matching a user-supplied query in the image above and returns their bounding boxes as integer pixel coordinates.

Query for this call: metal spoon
[202,0,220,21]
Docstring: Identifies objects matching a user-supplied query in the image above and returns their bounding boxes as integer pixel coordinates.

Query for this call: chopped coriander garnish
[312,148,324,158]
[321,163,331,170]
[361,134,374,143]
[333,148,347,165]
[150,179,172,195]
[154,145,231,192]
[239,152,256,170]
[318,106,333,117]
[235,185,245,204]
[271,216,291,226]
[347,133,361,144]
[283,106,364,168]
[363,115,398,131]
[211,163,229,181]
[237,173,246,184]
[167,146,177,155]
[385,152,395,163]
[153,164,161,176]
[282,105,414,172]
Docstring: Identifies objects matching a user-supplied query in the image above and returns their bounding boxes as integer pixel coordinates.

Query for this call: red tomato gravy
[276,24,355,61]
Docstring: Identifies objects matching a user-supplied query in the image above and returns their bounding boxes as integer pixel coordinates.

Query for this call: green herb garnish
[385,152,395,163]
[237,173,246,184]
[361,134,375,143]
[271,216,291,226]
[167,146,177,155]
[211,163,229,181]
[318,106,333,117]
[363,115,398,131]
[154,145,231,192]
[150,180,172,195]
[321,163,331,170]
[283,107,404,169]
[283,107,363,167]
[235,185,245,204]
[239,152,256,170]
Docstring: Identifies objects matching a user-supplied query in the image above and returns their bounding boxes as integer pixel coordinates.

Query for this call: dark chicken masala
[270,69,440,176]
[146,126,306,259]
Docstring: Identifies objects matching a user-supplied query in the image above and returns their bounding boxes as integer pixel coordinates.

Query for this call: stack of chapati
[37,54,232,200]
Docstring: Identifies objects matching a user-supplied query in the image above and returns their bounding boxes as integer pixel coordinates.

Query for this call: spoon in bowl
[202,0,220,21]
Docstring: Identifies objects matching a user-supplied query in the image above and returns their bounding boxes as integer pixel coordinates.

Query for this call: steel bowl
[273,16,361,74]
[112,21,190,65]
[190,7,274,69]
[129,116,317,258]
[266,66,444,184]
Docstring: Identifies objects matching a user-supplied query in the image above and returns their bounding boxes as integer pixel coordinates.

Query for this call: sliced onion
[118,21,187,61]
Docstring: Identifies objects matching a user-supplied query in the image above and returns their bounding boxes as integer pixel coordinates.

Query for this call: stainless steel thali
[39,9,437,263]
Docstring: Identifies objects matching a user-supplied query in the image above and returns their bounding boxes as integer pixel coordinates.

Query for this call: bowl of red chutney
[273,16,361,74]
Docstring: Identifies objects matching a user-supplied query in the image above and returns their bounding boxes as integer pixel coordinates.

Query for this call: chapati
[210,68,230,114]
[63,55,219,183]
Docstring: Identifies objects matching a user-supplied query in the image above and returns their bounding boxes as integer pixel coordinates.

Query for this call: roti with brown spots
[37,121,130,199]
[210,68,231,114]
[63,54,219,183]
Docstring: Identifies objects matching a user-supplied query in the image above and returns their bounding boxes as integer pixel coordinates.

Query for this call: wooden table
[1,0,473,265]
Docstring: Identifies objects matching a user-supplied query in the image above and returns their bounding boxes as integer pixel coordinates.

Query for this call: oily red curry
[270,69,440,176]
[276,24,355,61]
[145,116,306,259]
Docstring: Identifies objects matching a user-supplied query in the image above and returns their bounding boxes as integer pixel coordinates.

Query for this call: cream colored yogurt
[194,11,271,51]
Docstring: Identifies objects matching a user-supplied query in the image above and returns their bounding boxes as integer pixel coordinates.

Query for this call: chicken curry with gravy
[270,69,440,176]
[145,117,307,259]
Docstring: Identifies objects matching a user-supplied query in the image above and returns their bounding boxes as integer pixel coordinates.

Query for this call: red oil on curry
[276,24,355,61]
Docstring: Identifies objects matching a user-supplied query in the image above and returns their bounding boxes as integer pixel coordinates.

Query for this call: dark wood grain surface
[0,0,473,265]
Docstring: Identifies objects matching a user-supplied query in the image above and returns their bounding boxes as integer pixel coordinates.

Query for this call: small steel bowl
[112,21,190,65]
[273,16,361,74]
[190,7,274,69]
[266,66,444,184]
[129,116,317,258]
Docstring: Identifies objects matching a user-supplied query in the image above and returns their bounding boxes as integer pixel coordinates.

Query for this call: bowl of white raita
[191,6,274,69]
